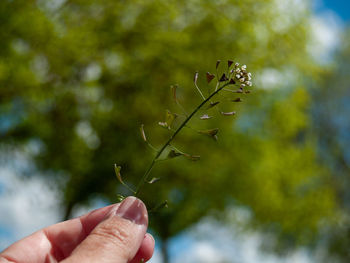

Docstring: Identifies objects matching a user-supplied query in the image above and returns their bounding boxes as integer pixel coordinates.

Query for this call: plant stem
[135,82,230,195]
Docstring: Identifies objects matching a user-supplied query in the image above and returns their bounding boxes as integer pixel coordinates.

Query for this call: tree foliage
[311,29,350,262]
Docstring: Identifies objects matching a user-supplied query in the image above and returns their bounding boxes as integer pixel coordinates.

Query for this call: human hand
[0,196,154,263]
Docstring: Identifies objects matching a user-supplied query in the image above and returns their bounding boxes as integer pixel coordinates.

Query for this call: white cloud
[255,67,299,90]
[270,0,309,33]
[307,10,343,63]
[163,216,315,263]
[173,241,228,263]
[0,167,61,249]
[255,2,344,91]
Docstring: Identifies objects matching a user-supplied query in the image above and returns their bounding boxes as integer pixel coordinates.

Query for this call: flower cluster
[231,63,252,88]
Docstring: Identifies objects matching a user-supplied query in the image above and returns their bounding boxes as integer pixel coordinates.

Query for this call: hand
[0,196,154,263]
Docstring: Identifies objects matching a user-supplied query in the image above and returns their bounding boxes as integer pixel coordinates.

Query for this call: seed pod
[199,128,219,140]
[207,101,220,109]
[194,71,199,84]
[148,177,160,184]
[168,149,183,158]
[166,110,178,128]
[184,154,201,161]
[170,85,178,102]
[140,124,147,141]
[219,73,228,82]
[200,114,212,120]
[206,72,215,83]
[221,111,236,116]
[229,79,236,85]
[158,121,168,128]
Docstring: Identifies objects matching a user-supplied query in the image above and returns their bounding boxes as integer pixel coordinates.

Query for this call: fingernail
[115,196,148,226]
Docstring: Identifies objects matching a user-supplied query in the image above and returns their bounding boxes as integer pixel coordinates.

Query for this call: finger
[130,233,155,263]
[0,203,117,262]
[45,203,119,259]
[62,196,149,263]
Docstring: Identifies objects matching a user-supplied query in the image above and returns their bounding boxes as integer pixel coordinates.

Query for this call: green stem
[135,82,230,196]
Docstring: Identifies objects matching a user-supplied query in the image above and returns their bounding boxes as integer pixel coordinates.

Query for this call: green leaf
[116,194,126,202]
[114,164,123,184]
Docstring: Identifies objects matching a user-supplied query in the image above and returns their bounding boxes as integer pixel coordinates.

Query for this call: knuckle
[91,218,133,251]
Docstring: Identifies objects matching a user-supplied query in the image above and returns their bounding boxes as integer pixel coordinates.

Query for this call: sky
[0,0,348,262]
[314,0,350,21]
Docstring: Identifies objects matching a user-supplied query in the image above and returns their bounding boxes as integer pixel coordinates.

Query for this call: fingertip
[130,233,155,263]
[143,233,155,258]
[67,198,149,262]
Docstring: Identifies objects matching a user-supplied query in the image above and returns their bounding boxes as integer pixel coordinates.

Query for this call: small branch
[135,82,230,195]
[194,72,206,100]
[214,82,220,92]
[147,142,158,152]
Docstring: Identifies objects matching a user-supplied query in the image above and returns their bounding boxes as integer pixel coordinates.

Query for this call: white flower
[241,65,247,70]
[239,78,245,82]
[245,81,252,86]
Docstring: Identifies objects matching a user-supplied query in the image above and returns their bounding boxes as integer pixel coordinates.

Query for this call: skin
[0,197,154,263]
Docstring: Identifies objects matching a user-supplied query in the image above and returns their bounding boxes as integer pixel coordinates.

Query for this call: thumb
[63,197,148,263]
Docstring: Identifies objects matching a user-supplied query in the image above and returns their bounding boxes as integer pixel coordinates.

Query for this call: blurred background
[0,0,349,262]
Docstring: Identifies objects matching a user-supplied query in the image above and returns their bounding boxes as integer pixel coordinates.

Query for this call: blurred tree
[0,0,340,262]
[311,28,350,262]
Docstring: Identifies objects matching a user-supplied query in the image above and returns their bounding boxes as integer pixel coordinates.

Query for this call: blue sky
[314,0,350,21]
